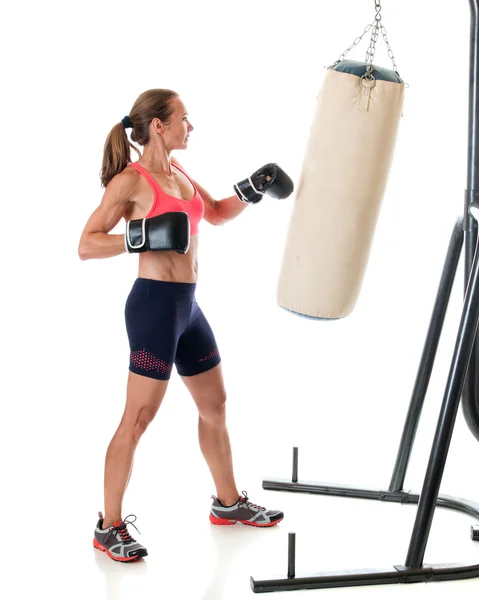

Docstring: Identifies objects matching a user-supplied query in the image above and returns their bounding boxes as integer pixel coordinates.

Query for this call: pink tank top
[131,161,204,236]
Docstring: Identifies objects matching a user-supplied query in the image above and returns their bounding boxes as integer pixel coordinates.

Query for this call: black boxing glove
[233,163,294,204]
[125,211,190,254]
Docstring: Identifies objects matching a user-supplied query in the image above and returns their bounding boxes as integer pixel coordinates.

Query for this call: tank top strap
[172,161,186,176]
[130,162,161,196]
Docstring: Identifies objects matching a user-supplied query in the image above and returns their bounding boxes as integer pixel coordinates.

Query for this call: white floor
[8,465,479,600]
[87,497,479,600]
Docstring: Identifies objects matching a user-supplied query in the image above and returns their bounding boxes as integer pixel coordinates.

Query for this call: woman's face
[163,96,194,150]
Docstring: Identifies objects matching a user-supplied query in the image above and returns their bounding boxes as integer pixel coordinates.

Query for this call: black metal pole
[292,447,298,483]
[287,533,296,579]
[389,219,463,492]
[405,232,479,568]
[462,0,479,441]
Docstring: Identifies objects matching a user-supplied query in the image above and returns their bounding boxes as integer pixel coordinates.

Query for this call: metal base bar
[262,476,479,522]
[250,562,479,593]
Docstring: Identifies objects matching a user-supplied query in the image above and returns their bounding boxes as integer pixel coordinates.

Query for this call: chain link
[330,0,401,79]
[364,1,381,65]
[380,24,399,76]
[333,21,375,66]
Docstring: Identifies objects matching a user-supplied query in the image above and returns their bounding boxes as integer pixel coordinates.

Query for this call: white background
[2,0,479,598]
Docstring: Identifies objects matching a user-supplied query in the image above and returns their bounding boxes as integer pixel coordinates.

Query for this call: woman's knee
[198,391,227,424]
[118,405,158,440]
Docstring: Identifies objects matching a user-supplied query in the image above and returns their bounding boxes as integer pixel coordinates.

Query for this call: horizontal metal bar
[262,478,479,519]
[250,562,479,593]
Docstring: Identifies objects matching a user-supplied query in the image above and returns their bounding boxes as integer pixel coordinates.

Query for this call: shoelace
[106,514,141,544]
[240,491,265,512]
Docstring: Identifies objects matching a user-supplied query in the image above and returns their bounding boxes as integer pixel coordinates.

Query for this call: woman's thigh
[119,371,169,430]
[180,363,227,419]
[175,301,221,379]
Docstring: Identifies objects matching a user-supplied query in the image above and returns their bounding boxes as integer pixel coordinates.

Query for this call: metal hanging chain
[330,0,401,79]
[330,21,375,67]
[364,0,382,73]
[364,0,400,78]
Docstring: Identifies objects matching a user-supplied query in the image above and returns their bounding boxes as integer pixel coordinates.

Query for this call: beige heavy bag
[277,60,405,319]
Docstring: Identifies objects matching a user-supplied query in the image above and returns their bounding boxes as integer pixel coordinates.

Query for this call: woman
[78,88,293,562]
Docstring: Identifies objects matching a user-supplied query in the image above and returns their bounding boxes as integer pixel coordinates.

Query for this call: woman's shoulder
[106,164,141,200]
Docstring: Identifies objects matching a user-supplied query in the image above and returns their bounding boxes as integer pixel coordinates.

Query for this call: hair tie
[121,115,133,129]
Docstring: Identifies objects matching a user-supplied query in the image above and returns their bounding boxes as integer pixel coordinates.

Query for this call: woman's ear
[151,117,164,134]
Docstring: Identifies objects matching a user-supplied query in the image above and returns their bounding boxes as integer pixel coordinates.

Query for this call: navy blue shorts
[124,278,221,380]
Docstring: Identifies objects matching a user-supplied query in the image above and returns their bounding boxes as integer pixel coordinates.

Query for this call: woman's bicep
[82,197,125,236]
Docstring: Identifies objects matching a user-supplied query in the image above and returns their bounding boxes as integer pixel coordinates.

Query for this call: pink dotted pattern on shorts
[198,348,219,363]
[130,348,173,374]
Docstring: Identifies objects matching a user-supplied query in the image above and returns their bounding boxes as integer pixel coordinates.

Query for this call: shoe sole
[210,515,284,527]
[93,538,148,561]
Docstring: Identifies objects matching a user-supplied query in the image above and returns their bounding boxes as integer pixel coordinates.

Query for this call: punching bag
[277,59,405,320]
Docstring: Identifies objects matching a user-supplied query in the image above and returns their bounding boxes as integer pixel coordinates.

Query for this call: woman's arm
[172,157,249,226]
[78,171,138,260]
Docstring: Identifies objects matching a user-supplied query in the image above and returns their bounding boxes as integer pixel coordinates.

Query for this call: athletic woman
[78,88,294,562]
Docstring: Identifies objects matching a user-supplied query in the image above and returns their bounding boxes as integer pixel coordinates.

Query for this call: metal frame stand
[250,0,479,593]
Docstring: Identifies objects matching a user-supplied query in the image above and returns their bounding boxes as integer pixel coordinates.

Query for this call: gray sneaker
[93,512,148,561]
[210,491,284,527]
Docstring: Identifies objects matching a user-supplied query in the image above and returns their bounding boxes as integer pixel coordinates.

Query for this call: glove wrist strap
[126,219,147,253]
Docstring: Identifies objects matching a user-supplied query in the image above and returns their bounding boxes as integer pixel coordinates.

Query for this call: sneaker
[209,491,284,527]
[93,512,148,561]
